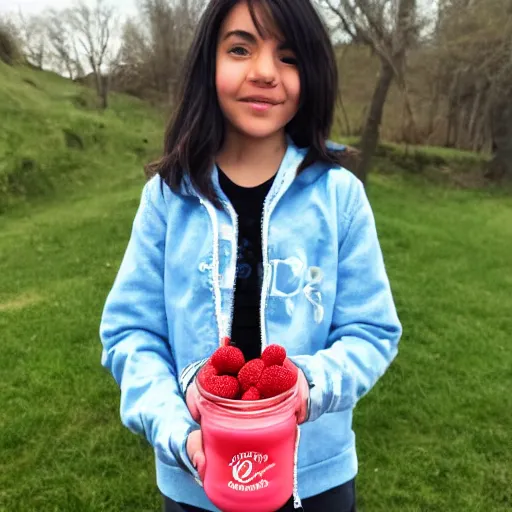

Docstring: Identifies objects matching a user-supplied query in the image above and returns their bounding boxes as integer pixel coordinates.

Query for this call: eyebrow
[223,29,292,51]
[223,30,257,44]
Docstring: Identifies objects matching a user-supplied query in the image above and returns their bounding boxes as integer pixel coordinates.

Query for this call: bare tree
[67,0,118,108]
[45,10,85,80]
[433,0,512,180]
[115,0,203,101]
[12,11,48,69]
[321,0,419,184]
[333,44,353,136]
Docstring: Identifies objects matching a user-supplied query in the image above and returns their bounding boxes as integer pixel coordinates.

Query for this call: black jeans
[163,478,356,512]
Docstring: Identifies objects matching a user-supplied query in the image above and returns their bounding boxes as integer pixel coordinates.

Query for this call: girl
[99,0,402,511]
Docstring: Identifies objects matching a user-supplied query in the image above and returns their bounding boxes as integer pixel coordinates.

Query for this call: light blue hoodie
[99,140,402,510]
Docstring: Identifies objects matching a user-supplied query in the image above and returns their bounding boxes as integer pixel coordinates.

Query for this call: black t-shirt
[218,168,275,361]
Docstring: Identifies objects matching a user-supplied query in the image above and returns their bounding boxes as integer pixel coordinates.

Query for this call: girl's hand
[186,429,206,482]
[185,382,205,482]
[296,367,310,424]
[186,380,201,422]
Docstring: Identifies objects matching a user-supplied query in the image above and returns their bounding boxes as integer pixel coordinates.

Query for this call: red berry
[241,387,261,401]
[200,374,240,399]
[237,359,265,392]
[283,358,298,378]
[197,362,217,387]
[261,344,287,367]
[256,365,297,398]
[210,346,245,375]
[203,360,217,373]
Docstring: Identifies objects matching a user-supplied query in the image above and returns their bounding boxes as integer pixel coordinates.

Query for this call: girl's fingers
[296,369,310,424]
[186,382,201,422]
[189,430,206,483]
[194,450,206,482]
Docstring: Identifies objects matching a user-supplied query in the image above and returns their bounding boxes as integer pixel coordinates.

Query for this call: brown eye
[229,46,249,56]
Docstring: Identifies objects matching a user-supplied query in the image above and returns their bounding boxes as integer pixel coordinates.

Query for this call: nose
[248,48,277,86]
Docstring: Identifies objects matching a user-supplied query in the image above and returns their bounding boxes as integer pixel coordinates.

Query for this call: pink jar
[195,377,300,512]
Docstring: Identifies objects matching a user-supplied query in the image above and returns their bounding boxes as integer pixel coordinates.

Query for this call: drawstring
[292,425,302,509]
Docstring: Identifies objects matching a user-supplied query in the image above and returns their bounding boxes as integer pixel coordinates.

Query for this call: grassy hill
[1,56,494,217]
[1,64,511,511]
[0,60,165,214]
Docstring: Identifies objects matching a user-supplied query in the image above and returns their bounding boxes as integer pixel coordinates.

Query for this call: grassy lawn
[1,63,511,511]
[1,169,511,511]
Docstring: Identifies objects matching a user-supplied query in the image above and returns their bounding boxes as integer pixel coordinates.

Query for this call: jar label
[228,452,276,492]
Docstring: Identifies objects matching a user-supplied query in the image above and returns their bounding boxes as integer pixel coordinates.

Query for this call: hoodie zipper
[200,199,224,343]
[223,200,239,342]
[259,195,271,352]
[260,161,291,352]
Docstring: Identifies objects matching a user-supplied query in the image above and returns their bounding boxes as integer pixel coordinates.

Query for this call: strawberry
[283,357,299,378]
[200,373,240,399]
[197,361,217,387]
[237,358,265,392]
[241,386,261,401]
[261,344,287,367]
[202,360,217,373]
[257,365,298,398]
[210,346,245,375]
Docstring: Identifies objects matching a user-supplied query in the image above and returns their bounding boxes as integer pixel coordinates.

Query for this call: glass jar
[195,377,300,512]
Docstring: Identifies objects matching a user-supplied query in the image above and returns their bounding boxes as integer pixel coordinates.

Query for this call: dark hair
[146,0,356,207]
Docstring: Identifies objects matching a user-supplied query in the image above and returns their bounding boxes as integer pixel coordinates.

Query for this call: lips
[240,96,281,105]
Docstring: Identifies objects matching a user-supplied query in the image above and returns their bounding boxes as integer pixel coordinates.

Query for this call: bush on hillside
[0,23,22,65]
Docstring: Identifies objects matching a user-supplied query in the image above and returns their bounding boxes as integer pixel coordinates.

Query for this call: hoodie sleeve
[99,177,200,479]
[290,178,402,422]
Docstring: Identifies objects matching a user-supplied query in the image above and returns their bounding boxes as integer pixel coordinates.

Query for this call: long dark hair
[146,0,355,207]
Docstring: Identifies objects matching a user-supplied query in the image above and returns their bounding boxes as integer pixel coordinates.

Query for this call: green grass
[1,64,512,511]
[0,60,165,214]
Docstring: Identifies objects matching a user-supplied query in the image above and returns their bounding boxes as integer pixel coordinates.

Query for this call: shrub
[0,23,22,65]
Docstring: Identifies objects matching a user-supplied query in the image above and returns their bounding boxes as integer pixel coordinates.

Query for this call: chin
[231,118,289,140]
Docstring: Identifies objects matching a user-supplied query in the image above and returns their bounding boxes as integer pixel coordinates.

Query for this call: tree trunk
[338,92,351,135]
[100,74,110,109]
[445,72,460,147]
[468,87,483,145]
[427,76,441,139]
[456,102,469,148]
[356,59,394,185]
[394,55,418,144]
[337,48,352,135]
[487,99,512,181]
[65,59,74,80]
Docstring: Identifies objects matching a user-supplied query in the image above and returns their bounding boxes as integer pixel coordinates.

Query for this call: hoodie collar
[180,135,306,207]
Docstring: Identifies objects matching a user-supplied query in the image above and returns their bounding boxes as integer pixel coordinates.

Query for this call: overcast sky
[0,0,138,18]
[1,0,436,27]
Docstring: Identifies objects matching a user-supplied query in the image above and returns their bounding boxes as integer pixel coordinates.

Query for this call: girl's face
[216,1,301,141]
